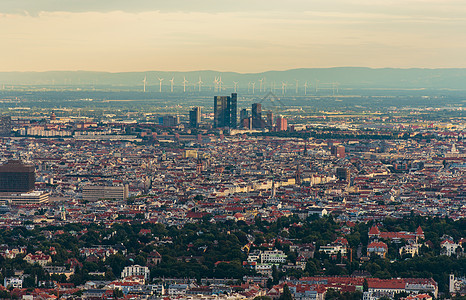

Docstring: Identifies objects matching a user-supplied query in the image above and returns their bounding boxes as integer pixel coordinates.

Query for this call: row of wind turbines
[142,76,339,95]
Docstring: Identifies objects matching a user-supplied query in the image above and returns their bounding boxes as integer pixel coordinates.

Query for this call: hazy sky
[1,0,466,72]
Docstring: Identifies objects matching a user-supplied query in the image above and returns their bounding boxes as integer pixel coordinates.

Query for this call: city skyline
[1,0,466,72]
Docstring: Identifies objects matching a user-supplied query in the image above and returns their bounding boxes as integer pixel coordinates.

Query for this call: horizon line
[2,66,466,74]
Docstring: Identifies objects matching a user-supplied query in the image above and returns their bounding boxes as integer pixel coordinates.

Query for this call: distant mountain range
[1,67,466,90]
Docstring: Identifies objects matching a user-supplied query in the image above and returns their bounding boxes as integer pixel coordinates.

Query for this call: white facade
[261,250,287,264]
[4,277,23,289]
[121,265,150,280]
[83,185,129,201]
[441,240,460,257]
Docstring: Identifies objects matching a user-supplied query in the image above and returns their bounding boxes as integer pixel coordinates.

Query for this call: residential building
[121,265,150,280]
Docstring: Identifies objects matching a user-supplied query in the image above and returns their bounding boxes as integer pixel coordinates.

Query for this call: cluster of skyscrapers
[213,94,287,131]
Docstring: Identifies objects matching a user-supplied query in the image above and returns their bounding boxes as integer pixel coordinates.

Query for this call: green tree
[279,285,293,300]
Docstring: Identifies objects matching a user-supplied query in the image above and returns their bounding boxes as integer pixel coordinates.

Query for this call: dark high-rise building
[0,160,35,192]
[0,116,11,137]
[189,107,201,128]
[214,93,237,128]
[266,111,274,128]
[230,93,237,128]
[252,103,262,129]
[336,167,350,181]
[214,96,229,128]
[240,109,248,122]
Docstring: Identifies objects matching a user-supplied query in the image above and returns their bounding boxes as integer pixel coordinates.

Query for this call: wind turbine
[281,81,287,95]
[213,77,219,92]
[158,77,164,93]
[143,76,147,92]
[233,81,238,93]
[304,81,308,95]
[218,76,223,91]
[258,78,264,93]
[197,76,203,92]
[251,82,256,94]
[183,77,188,92]
[295,79,299,94]
[169,77,175,92]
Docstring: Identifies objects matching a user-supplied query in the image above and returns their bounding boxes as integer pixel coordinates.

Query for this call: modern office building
[214,93,237,128]
[230,93,238,128]
[189,107,201,128]
[0,191,50,205]
[82,184,129,201]
[160,115,180,127]
[266,111,274,128]
[276,116,288,131]
[331,145,346,158]
[336,167,350,181]
[252,103,262,129]
[0,160,35,192]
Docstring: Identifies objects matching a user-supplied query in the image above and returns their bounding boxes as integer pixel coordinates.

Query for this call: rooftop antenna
[197,76,203,92]
[143,76,147,92]
[158,77,164,93]
[233,81,238,93]
[169,77,175,92]
[183,77,188,92]
[295,79,299,94]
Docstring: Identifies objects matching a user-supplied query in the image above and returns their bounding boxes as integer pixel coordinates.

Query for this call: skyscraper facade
[189,107,201,128]
[252,103,262,129]
[214,93,237,128]
[276,116,288,131]
[0,160,35,192]
[230,93,237,129]
[331,145,346,158]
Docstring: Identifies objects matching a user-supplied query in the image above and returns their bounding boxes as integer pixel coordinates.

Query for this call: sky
[1,0,466,72]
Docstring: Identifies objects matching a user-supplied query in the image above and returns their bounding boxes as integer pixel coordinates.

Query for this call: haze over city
[2,0,466,72]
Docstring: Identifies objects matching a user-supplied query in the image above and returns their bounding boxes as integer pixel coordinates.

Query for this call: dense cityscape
[0,85,464,300]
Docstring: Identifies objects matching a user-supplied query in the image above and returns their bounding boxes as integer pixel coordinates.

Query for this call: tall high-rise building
[331,145,346,158]
[266,111,274,128]
[0,160,35,192]
[276,116,288,131]
[214,93,237,128]
[189,107,201,128]
[252,103,262,129]
[214,96,229,128]
[0,116,11,137]
[240,109,248,122]
[230,93,237,128]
